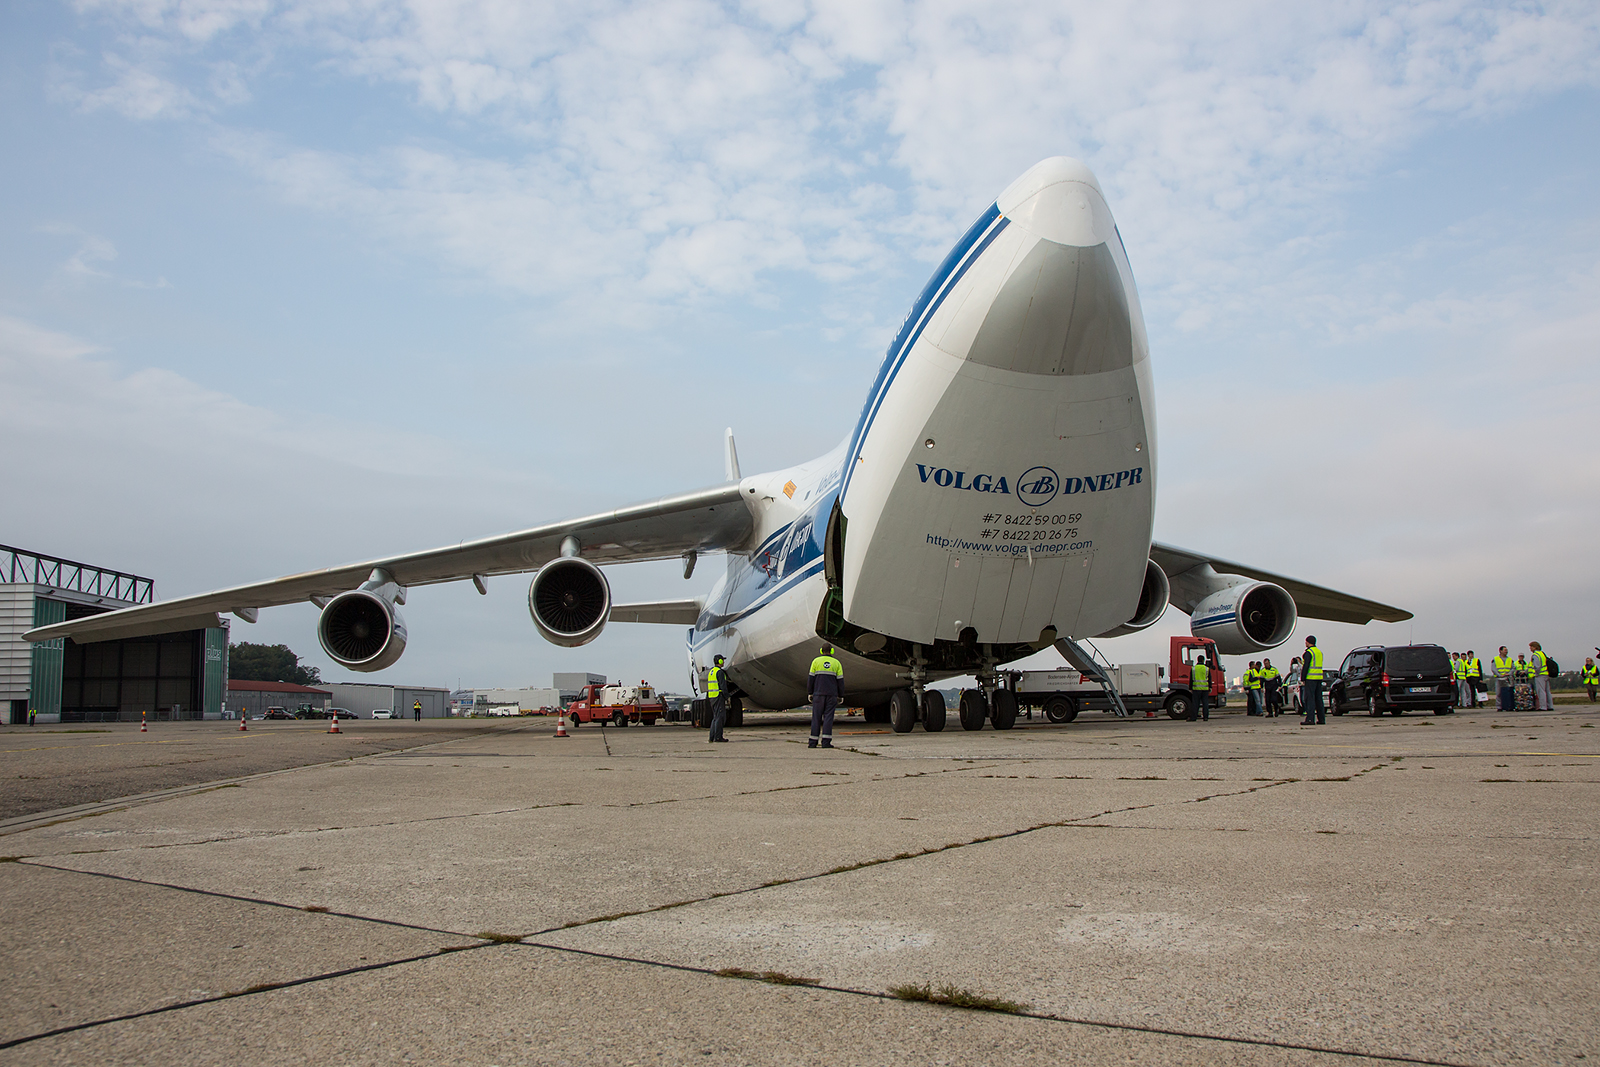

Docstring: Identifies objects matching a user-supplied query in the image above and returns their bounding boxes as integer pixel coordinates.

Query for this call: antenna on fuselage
[725,427,741,483]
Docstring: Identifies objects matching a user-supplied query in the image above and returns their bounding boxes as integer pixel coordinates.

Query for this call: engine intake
[529,557,611,647]
[1095,558,1171,638]
[318,590,408,672]
[1189,581,1296,655]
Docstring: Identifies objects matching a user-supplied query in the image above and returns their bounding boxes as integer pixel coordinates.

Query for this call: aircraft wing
[1150,542,1412,625]
[24,484,752,645]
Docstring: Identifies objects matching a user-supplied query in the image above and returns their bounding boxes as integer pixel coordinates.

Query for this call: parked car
[1283,667,1340,715]
[327,707,356,720]
[1330,644,1454,716]
[371,709,394,719]
[262,707,292,720]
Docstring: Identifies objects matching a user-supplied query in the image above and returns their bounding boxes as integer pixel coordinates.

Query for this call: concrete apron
[1,707,1596,1065]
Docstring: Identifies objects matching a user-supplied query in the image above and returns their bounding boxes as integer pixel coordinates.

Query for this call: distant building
[322,682,450,719]
[474,687,560,713]
[553,672,606,703]
[227,680,331,719]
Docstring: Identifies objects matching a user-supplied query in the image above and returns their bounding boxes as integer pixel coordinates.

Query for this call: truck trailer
[1006,637,1226,721]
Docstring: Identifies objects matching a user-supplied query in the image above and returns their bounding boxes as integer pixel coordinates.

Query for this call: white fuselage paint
[688,158,1157,710]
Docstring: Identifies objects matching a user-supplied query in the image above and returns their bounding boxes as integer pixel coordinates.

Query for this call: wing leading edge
[1151,542,1411,625]
[25,484,753,645]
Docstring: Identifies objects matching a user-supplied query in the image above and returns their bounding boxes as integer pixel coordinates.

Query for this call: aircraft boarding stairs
[1052,637,1133,718]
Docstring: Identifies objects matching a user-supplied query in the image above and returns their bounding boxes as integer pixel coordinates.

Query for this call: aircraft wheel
[729,698,744,729]
[889,690,917,733]
[991,689,1019,730]
[1043,694,1078,724]
[1165,693,1191,720]
[921,690,947,732]
[958,689,987,731]
[992,687,1017,729]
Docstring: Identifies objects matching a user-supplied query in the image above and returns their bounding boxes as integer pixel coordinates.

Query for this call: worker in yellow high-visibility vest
[1582,658,1599,702]
[706,655,729,743]
[807,644,844,749]
[1465,651,1483,709]
[1260,658,1283,717]
[1300,636,1326,725]
[1529,642,1553,711]
[1493,646,1516,711]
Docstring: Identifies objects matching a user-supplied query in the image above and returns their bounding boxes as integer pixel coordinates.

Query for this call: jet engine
[529,556,611,647]
[318,589,408,672]
[1095,559,1171,638]
[1189,581,1296,655]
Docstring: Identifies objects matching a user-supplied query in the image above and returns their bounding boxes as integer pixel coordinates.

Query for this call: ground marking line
[510,940,1480,1067]
[0,725,522,836]
[0,945,495,1052]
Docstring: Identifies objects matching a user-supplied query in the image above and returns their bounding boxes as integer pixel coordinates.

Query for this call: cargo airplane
[27,157,1409,731]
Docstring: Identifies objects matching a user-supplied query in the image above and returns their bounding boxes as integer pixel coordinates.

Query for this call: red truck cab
[1167,637,1225,713]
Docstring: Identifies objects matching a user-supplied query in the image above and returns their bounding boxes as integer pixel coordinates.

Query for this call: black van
[1331,644,1455,716]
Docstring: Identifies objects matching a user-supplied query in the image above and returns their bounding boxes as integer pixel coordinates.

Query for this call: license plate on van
[1408,686,1431,693]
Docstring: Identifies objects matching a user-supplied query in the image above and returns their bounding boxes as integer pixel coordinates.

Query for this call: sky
[3,0,1598,694]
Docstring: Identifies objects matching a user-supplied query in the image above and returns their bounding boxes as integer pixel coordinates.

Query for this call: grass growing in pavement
[714,967,820,987]
[888,982,1028,1014]
[474,931,525,943]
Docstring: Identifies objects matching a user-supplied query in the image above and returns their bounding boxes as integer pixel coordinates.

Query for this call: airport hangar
[1,545,226,724]
[2,544,452,724]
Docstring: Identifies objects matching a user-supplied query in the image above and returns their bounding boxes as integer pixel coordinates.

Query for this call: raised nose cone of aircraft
[996,156,1117,248]
[929,156,1145,377]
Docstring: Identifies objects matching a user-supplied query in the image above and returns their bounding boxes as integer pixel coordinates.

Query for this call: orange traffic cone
[140,711,148,733]
[554,715,569,739]
[1145,709,1155,718]
[239,715,248,731]
[327,713,341,734]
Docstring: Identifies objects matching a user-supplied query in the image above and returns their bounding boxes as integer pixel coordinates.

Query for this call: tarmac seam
[0,726,523,836]
[0,943,505,1052]
[507,939,1481,1067]
[6,860,474,940]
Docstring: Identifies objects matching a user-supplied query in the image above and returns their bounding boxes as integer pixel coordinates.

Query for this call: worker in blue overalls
[808,644,844,749]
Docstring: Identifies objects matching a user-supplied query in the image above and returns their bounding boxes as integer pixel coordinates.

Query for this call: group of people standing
[1241,658,1284,717]
[1489,643,1556,712]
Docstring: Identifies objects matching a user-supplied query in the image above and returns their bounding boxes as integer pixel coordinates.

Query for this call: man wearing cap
[1300,635,1326,725]
[706,655,730,743]
[808,644,845,749]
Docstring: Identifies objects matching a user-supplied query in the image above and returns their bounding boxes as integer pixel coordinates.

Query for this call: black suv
[1331,644,1454,716]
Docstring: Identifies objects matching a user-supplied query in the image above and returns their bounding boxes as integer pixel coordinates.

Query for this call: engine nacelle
[1095,559,1171,638]
[529,557,611,647]
[1189,581,1296,655]
[318,590,408,672]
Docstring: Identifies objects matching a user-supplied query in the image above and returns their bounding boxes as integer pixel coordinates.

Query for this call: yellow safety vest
[1261,667,1280,683]
[706,666,724,698]
[1247,668,1263,690]
[1533,650,1549,676]
[809,655,844,679]
[1467,658,1482,679]
[1583,665,1599,684]
[1303,646,1324,681]
[1452,659,1466,680]
[1494,656,1513,678]
[1191,662,1210,689]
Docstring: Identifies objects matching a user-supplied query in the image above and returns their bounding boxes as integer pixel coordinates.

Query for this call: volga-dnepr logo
[916,464,1143,507]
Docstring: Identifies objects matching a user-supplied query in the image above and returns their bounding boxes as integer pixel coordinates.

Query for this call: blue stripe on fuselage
[838,205,1009,501]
